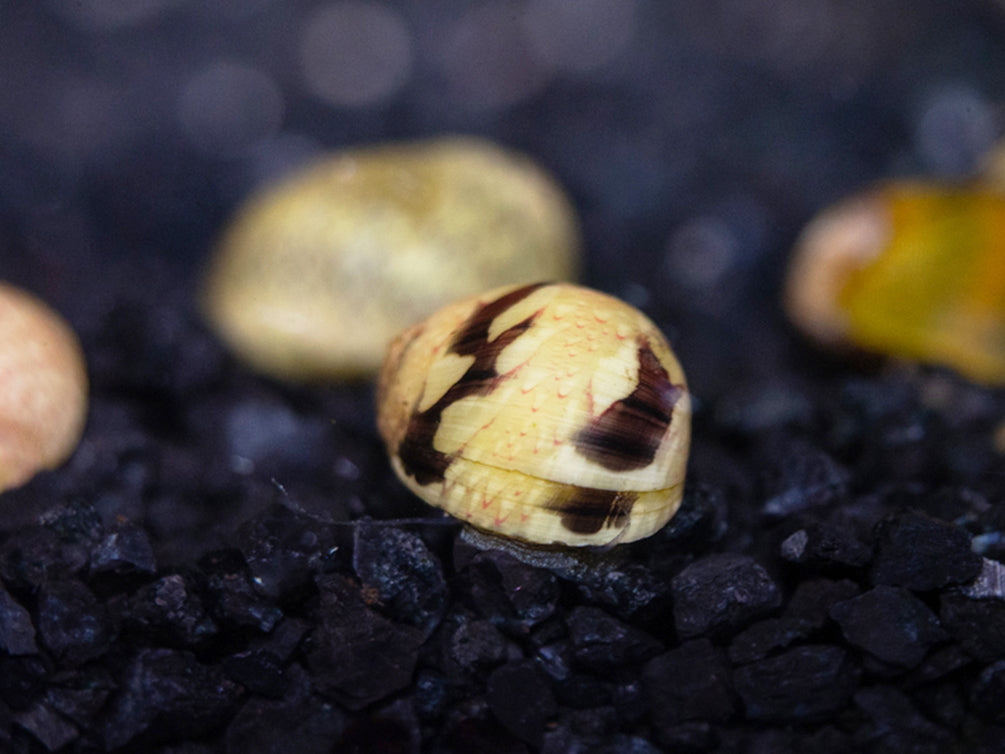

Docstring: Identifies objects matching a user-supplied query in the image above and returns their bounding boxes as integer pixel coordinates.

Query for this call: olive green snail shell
[376,282,691,547]
[200,137,580,381]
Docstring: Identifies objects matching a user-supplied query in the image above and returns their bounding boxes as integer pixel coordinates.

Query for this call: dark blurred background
[2,0,1005,397]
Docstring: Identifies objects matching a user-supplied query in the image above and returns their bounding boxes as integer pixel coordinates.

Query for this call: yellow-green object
[376,283,690,547]
[785,181,1005,385]
[201,136,580,381]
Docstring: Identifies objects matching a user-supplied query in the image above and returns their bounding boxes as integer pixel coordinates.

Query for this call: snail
[0,281,88,493]
[376,282,691,547]
[201,136,580,381]
[785,180,1005,385]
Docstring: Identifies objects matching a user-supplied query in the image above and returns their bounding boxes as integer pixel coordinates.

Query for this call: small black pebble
[971,659,1005,725]
[939,588,1005,662]
[647,720,716,753]
[224,664,345,754]
[199,549,284,633]
[225,616,307,694]
[671,553,782,639]
[13,700,78,751]
[780,523,872,570]
[783,578,861,628]
[830,584,947,668]
[0,578,37,655]
[437,699,529,754]
[126,573,218,646]
[443,617,510,681]
[237,506,337,599]
[486,659,557,748]
[643,638,734,729]
[89,522,157,576]
[36,579,115,667]
[871,511,982,591]
[853,685,954,753]
[759,439,849,517]
[728,616,810,664]
[102,648,242,750]
[566,606,663,671]
[352,522,447,639]
[337,698,421,754]
[733,645,858,722]
[306,573,424,710]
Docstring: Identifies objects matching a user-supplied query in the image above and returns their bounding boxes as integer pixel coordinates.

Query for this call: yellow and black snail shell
[376,282,691,547]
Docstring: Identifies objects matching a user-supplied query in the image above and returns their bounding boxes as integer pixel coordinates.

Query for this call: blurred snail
[0,281,88,493]
[376,282,691,547]
[201,136,580,381]
[785,180,1005,385]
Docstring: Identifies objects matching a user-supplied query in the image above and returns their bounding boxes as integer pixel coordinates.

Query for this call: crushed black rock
[486,660,558,748]
[14,699,79,751]
[125,573,218,646]
[853,685,955,753]
[829,584,947,668]
[0,578,37,655]
[758,439,850,517]
[780,522,873,570]
[306,573,424,710]
[643,638,734,730]
[733,645,859,722]
[352,522,446,638]
[101,648,242,750]
[671,553,782,639]
[566,606,663,672]
[36,579,115,667]
[871,510,983,591]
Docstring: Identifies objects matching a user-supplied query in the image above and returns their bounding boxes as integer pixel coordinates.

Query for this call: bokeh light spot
[177,60,285,157]
[300,2,413,109]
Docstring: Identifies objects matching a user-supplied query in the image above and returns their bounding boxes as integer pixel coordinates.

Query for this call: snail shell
[201,136,579,381]
[0,281,88,493]
[785,181,1005,385]
[376,283,691,547]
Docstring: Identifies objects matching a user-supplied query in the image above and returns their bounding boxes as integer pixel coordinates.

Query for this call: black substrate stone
[566,605,663,671]
[871,510,983,591]
[939,588,1005,663]
[671,553,782,639]
[101,648,242,750]
[224,665,345,754]
[351,522,447,638]
[829,584,948,667]
[305,572,424,710]
[4,6,1005,748]
[125,573,218,646]
[486,660,558,748]
[36,579,115,667]
[642,638,734,730]
[0,579,37,655]
[971,660,1005,725]
[733,645,859,722]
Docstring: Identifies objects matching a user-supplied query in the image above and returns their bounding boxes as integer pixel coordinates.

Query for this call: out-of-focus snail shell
[376,282,691,547]
[0,281,88,493]
[784,181,1005,385]
[201,136,580,381]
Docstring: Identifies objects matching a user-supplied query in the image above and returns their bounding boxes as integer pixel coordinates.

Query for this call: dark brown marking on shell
[397,283,547,485]
[574,340,684,472]
[549,486,637,534]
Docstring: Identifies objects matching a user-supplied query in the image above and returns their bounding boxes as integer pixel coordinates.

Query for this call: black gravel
[4,1,1005,752]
